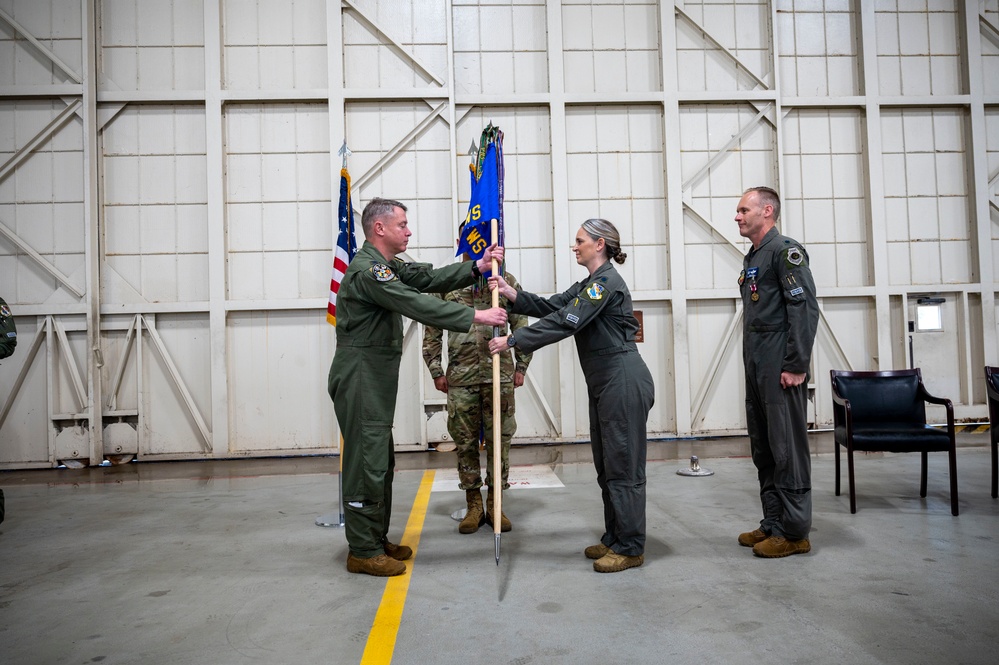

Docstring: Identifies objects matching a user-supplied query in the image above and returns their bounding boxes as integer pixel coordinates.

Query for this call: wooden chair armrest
[830,389,850,430]
[917,386,955,433]
[917,382,950,407]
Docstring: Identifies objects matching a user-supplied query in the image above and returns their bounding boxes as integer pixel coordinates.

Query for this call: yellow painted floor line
[360,469,435,665]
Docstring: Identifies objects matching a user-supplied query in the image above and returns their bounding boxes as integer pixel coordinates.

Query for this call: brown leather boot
[738,528,769,547]
[593,551,644,573]
[584,542,612,559]
[752,536,811,558]
[485,489,512,532]
[459,489,485,534]
[346,553,406,577]
[383,541,413,561]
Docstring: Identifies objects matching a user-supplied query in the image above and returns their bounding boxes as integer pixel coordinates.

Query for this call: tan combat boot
[584,542,612,559]
[738,528,769,547]
[459,489,485,534]
[593,551,644,573]
[383,541,413,561]
[485,489,512,532]
[346,552,406,577]
[752,535,811,558]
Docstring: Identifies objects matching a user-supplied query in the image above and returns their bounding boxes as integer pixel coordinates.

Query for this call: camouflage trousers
[447,382,516,491]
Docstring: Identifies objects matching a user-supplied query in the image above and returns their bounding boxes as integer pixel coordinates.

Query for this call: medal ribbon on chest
[745,267,759,302]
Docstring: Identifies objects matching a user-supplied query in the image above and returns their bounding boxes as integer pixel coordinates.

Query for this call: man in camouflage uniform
[423,269,532,534]
[735,186,819,559]
[327,198,507,577]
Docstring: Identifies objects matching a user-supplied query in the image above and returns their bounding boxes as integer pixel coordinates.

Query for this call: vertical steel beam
[545,0,575,439]
[965,5,998,368]
[435,0,459,450]
[768,2,786,201]
[204,0,228,453]
[662,3,691,434]
[327,0,347,450]
[857,1,894,370]
[443,0,458,254]
[81,0,104,464]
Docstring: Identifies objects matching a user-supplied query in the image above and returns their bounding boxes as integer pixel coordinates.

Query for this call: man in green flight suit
[422,265,532,534]
[328,197,507,577]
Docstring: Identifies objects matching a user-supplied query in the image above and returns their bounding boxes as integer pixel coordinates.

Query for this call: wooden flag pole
[491,217,502,565]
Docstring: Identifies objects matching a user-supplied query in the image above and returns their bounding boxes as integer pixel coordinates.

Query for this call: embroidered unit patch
[370,263,395,282]
[585,283,605,300]
[786,247,804,266]
[0,304,10,318]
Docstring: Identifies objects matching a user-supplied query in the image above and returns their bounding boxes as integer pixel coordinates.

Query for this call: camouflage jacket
[423,272,532,386]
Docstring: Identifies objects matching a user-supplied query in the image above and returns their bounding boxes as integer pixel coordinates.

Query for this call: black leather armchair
[830,368,958,516]
[986,366,999,499]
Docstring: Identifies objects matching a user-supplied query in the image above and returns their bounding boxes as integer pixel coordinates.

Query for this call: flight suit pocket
[355,421,392,500]
[599,419,633,480]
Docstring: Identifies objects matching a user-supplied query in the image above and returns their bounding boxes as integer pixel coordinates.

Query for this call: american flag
[327,167,357,325]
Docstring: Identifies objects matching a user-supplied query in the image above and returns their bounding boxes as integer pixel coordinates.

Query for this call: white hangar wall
[0,0,997,468]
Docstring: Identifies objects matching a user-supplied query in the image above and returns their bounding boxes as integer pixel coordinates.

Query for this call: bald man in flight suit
[735,186,819,558]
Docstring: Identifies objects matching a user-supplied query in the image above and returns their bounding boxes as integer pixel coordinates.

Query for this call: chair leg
[920,451,928,498]
[847,448,857,514]
[835,442,841,496]
[948,444,959,516]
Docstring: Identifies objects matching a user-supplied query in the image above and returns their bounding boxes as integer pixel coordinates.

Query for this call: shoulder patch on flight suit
[0,303,10,318]
[784,247,806,269]
[584,283,605,301]
[369,263,396,282]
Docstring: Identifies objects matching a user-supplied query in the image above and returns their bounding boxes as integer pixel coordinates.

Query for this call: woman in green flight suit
[488,218,655,573]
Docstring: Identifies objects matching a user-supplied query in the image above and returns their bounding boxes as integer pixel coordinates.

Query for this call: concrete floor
[0,432,996,665]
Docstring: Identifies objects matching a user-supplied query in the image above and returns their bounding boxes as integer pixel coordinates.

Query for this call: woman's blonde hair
[581,218,627,264]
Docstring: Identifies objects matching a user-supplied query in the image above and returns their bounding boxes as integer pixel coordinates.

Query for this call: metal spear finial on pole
[490,217,502,565]
[338,140,352,168]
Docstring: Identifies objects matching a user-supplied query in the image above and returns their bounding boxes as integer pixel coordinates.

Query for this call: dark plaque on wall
[634,310,644,343]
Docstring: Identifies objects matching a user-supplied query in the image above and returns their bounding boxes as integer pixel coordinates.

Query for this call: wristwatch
[507,335,516,348]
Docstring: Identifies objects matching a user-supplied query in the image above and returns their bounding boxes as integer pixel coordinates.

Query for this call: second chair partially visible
[985,366,999,499]
[830,368,959,516]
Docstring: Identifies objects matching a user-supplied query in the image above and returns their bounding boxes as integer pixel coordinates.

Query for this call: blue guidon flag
[457,124,504,274]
